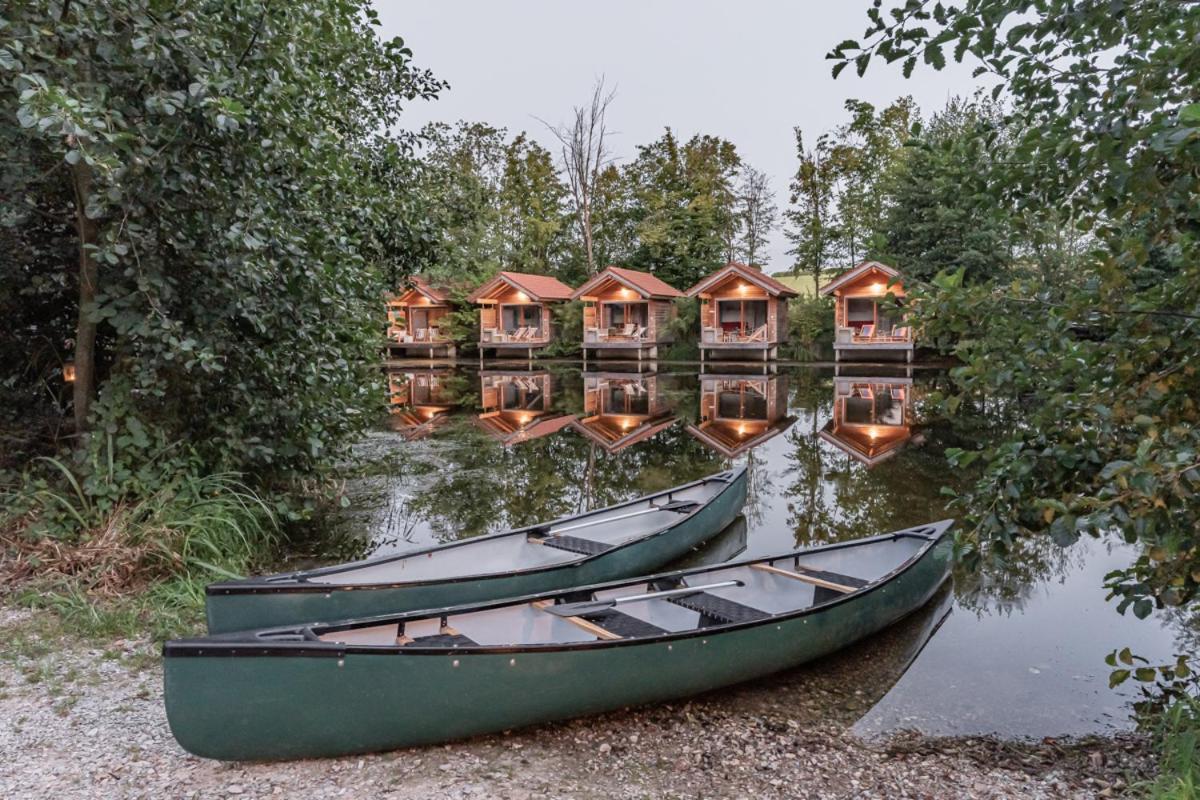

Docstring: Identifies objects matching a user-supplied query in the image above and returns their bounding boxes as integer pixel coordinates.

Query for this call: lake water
[313,360,1188,740]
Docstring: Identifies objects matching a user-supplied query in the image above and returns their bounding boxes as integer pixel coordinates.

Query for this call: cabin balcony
[387,326,456,358]
[583,325,656,347]
[480,327,551,349]
[833,325,914,359]
[389,326,453,345]
[699,326,774,348]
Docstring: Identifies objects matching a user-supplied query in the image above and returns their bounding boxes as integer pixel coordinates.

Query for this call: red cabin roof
[686,262,799,298]
[570,266,684,300]
[468,271,574,303]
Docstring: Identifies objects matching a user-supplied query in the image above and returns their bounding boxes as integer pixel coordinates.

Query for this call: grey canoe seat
[541,535,616,556]
[580,609,668,638]
[669,592,769,627]
[404,633,477,648]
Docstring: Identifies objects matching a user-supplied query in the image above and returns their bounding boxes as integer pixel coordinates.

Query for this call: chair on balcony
[857,324,875,342]
[748,324,767,343]
[631,325,647,341]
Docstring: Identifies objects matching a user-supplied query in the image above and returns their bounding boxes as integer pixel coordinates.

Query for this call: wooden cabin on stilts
[571,267,683,363]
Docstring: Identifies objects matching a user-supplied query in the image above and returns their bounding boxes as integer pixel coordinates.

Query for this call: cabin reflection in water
[569,372,676,453]
[818,376,918,467]
[686,375,794,458]
[386,370,456,440]
[474,371,574,446]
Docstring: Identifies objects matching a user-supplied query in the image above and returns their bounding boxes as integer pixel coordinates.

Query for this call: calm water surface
[318,361,1188,740]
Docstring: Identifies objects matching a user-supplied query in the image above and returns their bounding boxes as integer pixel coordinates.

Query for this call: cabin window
[717,300,767,334]
[845,298,876,328]
[602,302,648,329]
[500,378,544,410]
[717,387,767,420]
[601,381,649,416]
[501,304,542,333]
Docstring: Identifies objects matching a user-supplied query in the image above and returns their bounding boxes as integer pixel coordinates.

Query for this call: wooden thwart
[751,563,857,594]
[533,600,621,640]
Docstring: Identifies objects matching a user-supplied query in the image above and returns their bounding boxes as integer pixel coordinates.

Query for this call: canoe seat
[581,609,668,639]
[669,592,769,627]
[541,535,616,556]
[404,633,477,648]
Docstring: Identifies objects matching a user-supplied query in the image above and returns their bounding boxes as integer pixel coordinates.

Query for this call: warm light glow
[869,283,887,295]
[62,362,76,382]
[619,287,635,298]
[619,417,635,430]
[516,412,533,425]
[737,283,748,294]
[736,423,749,437]
[515,291,529,302]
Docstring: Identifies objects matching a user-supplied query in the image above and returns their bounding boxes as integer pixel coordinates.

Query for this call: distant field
[768,272,835,296]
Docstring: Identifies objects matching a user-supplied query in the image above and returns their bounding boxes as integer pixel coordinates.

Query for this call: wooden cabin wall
[651,301,673,342]
[583,377,599,414]
[582,303,597,332]
[479,305,497,331]
[774,297,789,343]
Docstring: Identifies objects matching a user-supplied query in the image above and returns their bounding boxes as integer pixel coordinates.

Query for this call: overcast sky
[375,1,986,272]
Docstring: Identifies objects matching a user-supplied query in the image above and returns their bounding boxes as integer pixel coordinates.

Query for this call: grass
[1,470,281,642]
[768,272,839,297]
[1143,698,1200,799]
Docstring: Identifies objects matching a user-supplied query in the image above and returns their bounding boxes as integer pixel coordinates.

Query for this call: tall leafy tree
[784,130,839,286]
[875,98,1015,283]
[625,129,742,289]
[2,0,443,492]
[497,133,570,275]
[827,97,918,263]
[734,165,778,268]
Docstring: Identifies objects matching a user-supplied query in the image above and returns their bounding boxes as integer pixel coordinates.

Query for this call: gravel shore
[0,606,1152,799]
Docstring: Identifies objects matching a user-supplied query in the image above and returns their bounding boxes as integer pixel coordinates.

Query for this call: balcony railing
[481,327,549,344]
[701,325,769,344]
[584,325,650,343]
[389,327,451,344]
[835,326,912,345]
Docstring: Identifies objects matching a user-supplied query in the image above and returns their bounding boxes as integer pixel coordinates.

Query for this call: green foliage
[784,97,917,279]
[1,0,444,500]
[1139,697,1200,800]
[623,129,742,289]
[835,0,1200,699]
[784,295,835,360]
[875,98,1017,283]
[784,130,838,285]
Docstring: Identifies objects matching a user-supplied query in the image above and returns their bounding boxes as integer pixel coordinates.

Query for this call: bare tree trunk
[541,78,615,275]
[70,160,98,435]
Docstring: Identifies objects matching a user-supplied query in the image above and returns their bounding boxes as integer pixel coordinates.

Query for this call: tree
[2,1,443,497]
[831,2,1200,644]
[734,166,778,267]
[497,134,570,274]
[827,97,918,264]
[542,78,616,276]
[784,130,839,287]
[875,98,1015,283]
[624,129,742,289]
[416,121,508,285]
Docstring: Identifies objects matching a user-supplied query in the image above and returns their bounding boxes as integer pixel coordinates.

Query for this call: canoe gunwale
[168,519,953,659]
[205,467,746,596]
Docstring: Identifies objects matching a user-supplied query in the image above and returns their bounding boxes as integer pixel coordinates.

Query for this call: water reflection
[817,374,918,467]
[686,374,795,458]
[386,369,457,439]
[347,362,1190,739]
[475,370,575,446]
[569,370,678,453]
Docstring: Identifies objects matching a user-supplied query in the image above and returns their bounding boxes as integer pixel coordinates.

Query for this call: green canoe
[165,519,953,760]
[204,466,748,633]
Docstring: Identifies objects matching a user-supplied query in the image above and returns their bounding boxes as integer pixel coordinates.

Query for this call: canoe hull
[166,531,950,761]
[205,469,747,634]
